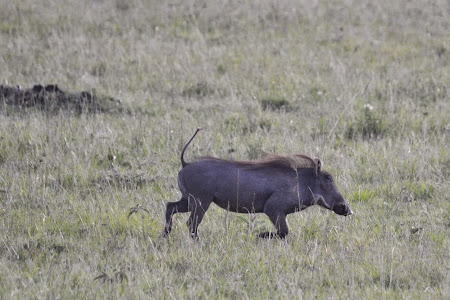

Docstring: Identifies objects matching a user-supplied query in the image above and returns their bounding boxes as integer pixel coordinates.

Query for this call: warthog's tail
[181,128,202,168]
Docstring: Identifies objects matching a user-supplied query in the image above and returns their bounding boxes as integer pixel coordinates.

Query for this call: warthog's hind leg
[163,197,189,236]
[186,195,212,240]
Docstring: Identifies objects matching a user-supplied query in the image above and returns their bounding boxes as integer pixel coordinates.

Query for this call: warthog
[163,128,352,239]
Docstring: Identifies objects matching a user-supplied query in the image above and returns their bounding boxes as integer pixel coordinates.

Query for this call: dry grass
[0,0,449,298]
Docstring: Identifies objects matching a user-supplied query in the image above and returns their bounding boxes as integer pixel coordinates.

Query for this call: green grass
[0,0,449,299]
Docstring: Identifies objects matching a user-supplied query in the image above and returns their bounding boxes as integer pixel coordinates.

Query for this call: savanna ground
[0,0,449,299]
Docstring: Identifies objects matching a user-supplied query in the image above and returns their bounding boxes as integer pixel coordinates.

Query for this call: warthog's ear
[314,159,322,175]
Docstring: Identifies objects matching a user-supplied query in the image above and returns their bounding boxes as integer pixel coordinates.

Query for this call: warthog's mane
[197,154,316,170]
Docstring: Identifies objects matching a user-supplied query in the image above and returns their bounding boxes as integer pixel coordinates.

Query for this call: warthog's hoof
[258,232,280,239]
[190,233,199,241]
[160,229,170,238]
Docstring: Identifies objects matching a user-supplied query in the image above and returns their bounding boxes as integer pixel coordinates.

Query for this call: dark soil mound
[0,84,125,114]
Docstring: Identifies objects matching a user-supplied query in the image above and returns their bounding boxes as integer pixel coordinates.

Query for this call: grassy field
[1,0,449,298]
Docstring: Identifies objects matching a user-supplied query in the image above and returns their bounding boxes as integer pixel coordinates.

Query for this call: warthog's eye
[324,174,333,182]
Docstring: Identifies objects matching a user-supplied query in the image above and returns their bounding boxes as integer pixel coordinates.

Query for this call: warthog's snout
[333,202,353,216]
[347,207,353,216]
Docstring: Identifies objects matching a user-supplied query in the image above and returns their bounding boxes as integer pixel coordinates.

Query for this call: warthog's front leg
[259,194,289,239]
[257,214,288,239]
[258,231,281,239]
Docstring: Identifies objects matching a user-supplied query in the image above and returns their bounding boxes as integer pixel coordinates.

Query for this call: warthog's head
[311,159,353,216]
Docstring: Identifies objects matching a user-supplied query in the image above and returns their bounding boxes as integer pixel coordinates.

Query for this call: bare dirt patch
[0,84,125,114]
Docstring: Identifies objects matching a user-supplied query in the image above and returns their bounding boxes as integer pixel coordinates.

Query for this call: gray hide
[163,129,352,239]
